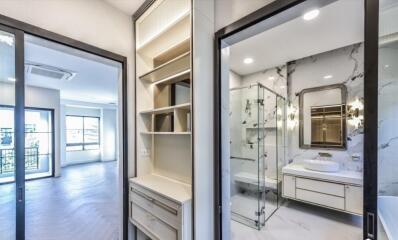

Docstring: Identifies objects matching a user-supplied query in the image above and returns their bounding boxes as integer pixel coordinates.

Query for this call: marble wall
[378,44,398,196]
[287,43,364,172]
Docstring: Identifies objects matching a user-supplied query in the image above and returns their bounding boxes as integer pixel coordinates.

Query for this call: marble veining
[287,43,365,173]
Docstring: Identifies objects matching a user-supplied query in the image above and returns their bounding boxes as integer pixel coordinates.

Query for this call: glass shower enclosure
[229,83,285,229]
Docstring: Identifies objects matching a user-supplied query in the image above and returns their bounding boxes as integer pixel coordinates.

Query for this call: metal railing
[0,147,39,174]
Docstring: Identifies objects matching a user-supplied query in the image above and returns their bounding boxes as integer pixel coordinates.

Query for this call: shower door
[229,84,265,229]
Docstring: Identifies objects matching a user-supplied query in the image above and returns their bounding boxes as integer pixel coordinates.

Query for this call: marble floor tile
[231,200,362,240]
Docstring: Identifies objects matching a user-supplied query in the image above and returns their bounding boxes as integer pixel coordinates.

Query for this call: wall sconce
[347,98,364,129]
[287,103,297,130]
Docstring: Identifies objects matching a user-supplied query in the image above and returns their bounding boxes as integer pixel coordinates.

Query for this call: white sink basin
[303,159,340,172]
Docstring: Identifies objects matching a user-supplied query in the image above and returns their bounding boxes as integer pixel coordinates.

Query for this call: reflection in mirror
[299,84,347,149]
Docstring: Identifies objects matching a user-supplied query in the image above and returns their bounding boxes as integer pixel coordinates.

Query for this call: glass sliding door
[0,25,25,240]
[378,1,398,240]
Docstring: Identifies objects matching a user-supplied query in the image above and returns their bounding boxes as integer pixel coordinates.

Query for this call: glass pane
[378,1,398,239]
[25,109,53,180]
[84,117,99,130]
[66,129,83,145]
[0,29,16,240]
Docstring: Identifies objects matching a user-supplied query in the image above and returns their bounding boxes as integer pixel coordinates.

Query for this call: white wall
[0,2,133,239]
[102,108,117,162]
[0,83,61,177]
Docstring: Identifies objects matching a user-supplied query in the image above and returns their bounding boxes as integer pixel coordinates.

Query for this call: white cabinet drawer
[345,185,363,215]
[131,203,178,240]
[296,177,345,197]
[131,188,180,229]
[296,189,345,210]
[283,175,296,198]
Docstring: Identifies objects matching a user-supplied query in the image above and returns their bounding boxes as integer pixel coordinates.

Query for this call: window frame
[65,115,100,151]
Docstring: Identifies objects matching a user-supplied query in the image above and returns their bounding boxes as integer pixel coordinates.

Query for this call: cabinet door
[345,185,363,215]
[283,175,296,198]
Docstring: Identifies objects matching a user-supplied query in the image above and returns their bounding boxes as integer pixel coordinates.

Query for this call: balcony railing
[0,147,39,174]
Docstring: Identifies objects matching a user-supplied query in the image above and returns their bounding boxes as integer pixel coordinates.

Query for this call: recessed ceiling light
[385,64,390,68]
[7,77,16,82]
[268,76,275,80]
[303,9,320,21]
[323,75,333,79]
[243,58,254,64]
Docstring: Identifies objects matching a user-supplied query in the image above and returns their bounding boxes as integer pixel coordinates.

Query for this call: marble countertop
[282,163,363,186]
[130,174,192,204]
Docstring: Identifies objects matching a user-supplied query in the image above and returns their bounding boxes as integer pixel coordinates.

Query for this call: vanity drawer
[296,189,345,210]
[131,203,178,240]
[131,188,180,229]
[296,177,345,197]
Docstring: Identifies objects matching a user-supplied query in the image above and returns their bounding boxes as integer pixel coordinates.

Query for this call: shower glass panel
[378,1,398,239]
[229,83,284,229]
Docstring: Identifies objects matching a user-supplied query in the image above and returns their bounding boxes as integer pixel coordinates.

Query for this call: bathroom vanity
[282,163,363,215]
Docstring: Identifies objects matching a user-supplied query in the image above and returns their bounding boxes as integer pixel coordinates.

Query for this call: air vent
[25,62,76,81]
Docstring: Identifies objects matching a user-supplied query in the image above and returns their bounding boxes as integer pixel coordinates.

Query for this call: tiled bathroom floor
[231,200,362,240]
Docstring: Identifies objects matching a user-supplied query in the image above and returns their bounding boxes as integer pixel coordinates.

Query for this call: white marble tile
[287,43,364,173]
[231,201,362,240]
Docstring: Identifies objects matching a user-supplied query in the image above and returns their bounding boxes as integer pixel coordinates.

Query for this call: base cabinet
[282,174,363,215]
[129,181,192,240]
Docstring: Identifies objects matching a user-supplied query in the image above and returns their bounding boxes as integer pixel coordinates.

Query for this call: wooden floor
[0,161,119,240]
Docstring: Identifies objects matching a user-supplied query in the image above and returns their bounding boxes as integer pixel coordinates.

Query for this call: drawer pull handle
[132,189,178,215]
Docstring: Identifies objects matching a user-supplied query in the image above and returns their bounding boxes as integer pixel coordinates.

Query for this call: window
[0,107,54,182]
[66,116,100,151]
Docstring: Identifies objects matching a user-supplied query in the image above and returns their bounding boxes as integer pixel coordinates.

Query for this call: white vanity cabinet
[129,175,192,240]
[282,164,363,215]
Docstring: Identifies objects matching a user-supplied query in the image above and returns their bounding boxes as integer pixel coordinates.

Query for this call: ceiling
[24,35,121,104]
[229,0,365,76]
[104,0,145,15]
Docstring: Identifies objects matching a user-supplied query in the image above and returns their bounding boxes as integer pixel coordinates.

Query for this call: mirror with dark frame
[299,84,347,149]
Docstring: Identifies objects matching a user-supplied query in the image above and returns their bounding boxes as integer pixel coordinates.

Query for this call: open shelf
[139,52,190,83]
[137,11,190,59]
[140,102,190,115]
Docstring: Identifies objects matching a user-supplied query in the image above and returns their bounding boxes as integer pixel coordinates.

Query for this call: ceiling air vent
[25,62,76,81]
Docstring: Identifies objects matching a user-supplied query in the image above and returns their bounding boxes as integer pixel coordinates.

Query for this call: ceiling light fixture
[303,9,320,21]
[323,75,333,79]
[268,76,275,80]
[243,57,254,64]
[7,77,16,82]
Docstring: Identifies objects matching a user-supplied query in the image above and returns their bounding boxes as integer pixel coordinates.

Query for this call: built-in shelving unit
[132,0,193,239]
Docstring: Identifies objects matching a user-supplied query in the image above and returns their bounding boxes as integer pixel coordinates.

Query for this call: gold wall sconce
[347,98,364,129]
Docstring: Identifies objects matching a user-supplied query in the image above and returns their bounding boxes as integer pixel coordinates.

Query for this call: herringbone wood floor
[0,161,119,240]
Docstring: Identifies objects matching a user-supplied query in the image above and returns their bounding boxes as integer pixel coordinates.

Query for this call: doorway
[214,0,381,240]
[0,17,128,240]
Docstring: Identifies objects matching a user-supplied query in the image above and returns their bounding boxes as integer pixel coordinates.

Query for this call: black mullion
[14,28,25,240]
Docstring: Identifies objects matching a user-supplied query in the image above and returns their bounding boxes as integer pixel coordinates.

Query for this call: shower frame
[229,82,286,229]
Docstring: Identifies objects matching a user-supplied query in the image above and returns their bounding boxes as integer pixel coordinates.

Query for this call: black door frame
[214,0,379,239]
[0,14,129,240]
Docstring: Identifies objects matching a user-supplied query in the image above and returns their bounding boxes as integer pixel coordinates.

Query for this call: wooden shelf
[141,132,191,135]
[137,11,190,59]
[140,103,190,115]
[139,52,190,83]
[154,69,191,86]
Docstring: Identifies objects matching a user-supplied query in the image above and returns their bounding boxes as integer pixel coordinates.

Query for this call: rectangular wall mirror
[299,84,347,149]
